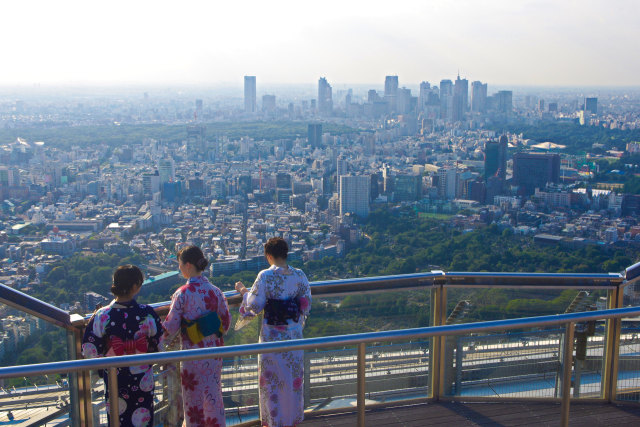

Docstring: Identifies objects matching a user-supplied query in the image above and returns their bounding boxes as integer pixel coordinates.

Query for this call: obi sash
[181,311,224,345]
[109,336,148,356]
[264,298,301,326]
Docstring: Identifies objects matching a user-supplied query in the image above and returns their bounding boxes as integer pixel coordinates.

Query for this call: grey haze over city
[1,0,639,87]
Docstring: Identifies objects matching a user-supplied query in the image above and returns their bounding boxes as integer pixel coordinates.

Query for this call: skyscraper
[244,76,256,113]
[385,75,399,113]
[513,152,560,195]
[397,87,412,114]
[439,79,453,121]
[158,158,175,184]
[454,74,469,118]
[484,135,508,181]
[339,175,370,217]
[308,124,322,148]
[419,82,431,112]
[471,81,488,113]
[437,166,457,200]
[262,94,276,113]
[585,97,598,115]
[496,90,513,114]
[318,77,333,115]
[195,99,203,119]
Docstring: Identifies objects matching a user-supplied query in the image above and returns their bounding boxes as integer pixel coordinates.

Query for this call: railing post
[304,352,311,409]
[560,322,575,427]
[67,327,94,427]
[430,285,446,401]
[108,367,120,427]
[603,287,623,402]
[357,342,366,427]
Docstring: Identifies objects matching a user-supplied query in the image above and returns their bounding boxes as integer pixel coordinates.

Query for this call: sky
[0,0,638,87]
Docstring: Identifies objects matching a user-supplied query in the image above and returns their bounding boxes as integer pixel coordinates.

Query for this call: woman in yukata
[82,265,163,427]
[163,245,231,427]
[235,237,312,427]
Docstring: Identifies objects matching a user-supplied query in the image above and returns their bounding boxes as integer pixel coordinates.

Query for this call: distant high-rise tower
[484,136,507,181]
[384,76,399,113]
[496,91,513,114]
[318,77,333,115]
[308,124,322,148]
[244,76,256,113]
[584,97,598,115]
[439,79,453,121]
[195,99,203,119]
[158,158,175,184]
[471,81,488,113]
[419,82,431,111]
[262,94,276,113]
[454,74,469,120]
[339,175,370,217]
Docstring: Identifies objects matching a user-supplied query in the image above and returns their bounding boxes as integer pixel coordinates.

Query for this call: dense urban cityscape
[1,74,640,363]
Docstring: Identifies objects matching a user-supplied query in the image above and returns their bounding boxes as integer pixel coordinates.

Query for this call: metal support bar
[66,330,81,427]
[603,287,623,402]
[560,322,574,427]
[357,342,366,427]
[108,367,120,427]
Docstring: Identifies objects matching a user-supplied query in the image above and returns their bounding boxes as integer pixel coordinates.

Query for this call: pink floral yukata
[239,265,312,427]
[163,274,231,427]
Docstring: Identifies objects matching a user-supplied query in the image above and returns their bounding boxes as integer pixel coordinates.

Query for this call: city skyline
[0,1,638,87]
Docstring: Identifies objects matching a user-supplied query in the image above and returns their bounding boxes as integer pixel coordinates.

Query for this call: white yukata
[240,265,312,427]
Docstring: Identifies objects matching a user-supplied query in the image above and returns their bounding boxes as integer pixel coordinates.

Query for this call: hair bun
[197,258,209,270]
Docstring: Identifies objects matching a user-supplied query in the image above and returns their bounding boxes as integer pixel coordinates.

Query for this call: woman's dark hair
[178,245,209,272]
[111,265,144,297]
[264,237,288,260]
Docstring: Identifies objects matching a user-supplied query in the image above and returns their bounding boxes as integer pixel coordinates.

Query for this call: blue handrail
[2,305,639,379]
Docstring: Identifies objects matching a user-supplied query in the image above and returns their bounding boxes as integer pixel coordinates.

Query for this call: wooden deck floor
[300,401,640,426]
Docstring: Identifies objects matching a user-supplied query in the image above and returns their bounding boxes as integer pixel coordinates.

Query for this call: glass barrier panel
[0,372,72,425]
[442,327,569,399]
[616,312,640,402]
[364,339,430,404]
[445,288,608,323]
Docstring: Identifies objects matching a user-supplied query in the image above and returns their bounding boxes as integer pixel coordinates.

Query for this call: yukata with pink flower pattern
[239,265,312,427]
[81,300,163,427]
[163,274,231,427]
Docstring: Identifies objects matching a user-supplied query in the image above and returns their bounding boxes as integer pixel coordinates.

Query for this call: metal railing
[2,264,639,426]
[1,306,640,427]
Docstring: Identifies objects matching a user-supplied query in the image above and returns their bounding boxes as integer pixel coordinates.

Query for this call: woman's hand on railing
[235,282,248,296]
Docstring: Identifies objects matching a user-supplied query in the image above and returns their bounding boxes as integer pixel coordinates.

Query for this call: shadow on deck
[301,401,640,426]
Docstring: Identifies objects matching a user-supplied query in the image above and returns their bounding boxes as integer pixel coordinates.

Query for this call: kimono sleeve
[163,289,185,340]
[146,307,164,352]
[297,270,312,319]
[81,308,109,359]
[240,271,267,317]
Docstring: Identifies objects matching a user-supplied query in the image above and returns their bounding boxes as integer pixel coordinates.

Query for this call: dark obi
[264,298,301,325]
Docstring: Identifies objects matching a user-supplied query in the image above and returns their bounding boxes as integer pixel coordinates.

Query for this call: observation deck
[1,265,640,426]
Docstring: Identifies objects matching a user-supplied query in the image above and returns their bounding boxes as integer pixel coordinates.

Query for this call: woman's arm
[81,309,107,358]
[238,271,267,316]
[162,290,185,341]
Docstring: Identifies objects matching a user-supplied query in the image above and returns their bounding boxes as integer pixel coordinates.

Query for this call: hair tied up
[197,258,208,270]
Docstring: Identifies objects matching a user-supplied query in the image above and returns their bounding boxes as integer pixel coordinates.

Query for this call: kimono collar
[110,299,137,309]
[269,265,292,275]
[187,274,208,284]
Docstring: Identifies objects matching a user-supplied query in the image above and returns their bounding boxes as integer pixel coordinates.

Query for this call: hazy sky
[1,0,638,87]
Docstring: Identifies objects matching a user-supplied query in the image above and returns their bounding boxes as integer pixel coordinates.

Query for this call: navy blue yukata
[82,299,163,427]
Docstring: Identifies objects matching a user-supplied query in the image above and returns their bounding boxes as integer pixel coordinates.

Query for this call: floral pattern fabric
[240,265,312,427]
[81,299,163,427]
[163,275,231,427]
